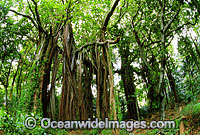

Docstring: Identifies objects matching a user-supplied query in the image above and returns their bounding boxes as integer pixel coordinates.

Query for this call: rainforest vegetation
[0,0,200,134]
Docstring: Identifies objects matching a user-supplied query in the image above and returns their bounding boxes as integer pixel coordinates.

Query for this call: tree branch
[31,0,45,32]
[75,37,120,54]
[191,35,200,61]
[131,3,142,25]
[102,0,120,32]
[166,22,194,37]
[114,0,127,25]
[145,40,161,48]
[131,24,151,70]
[163,5,181,32]
[53,22,65,37]
[27,0,36,21]
[166,36,173,47]
[13,31,38,43]
[10,9,38,29]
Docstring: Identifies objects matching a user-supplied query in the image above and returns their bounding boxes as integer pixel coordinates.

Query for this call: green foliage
[0,88,4,108]
[101,129,113,134]
[145,129,159,135]
[82,129,100,134]
[181,101,200,117]
[145,129,179,135]
[0,108,68,134]
[115,89,124,121]
[0,0,200,134]
[176,35,200,103]
[139,106,149,119]
[119,129,130,134]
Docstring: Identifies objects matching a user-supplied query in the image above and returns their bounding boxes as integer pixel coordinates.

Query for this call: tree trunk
[83,59,94,119]
[59,22,78,121]
[121,46,139,120]
[166,67,178,103]
[159,0,166,120]
[48,46,60,119]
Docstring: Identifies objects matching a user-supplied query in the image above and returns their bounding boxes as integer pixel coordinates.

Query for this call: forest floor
[1,102,199,135]
[131,102,200,135]
[67,102,200,135]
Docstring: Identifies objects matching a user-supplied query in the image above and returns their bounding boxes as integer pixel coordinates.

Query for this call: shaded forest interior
[1,0,200,134]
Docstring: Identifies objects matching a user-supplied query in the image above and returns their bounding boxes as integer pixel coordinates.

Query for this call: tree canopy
[0,0,200,134]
